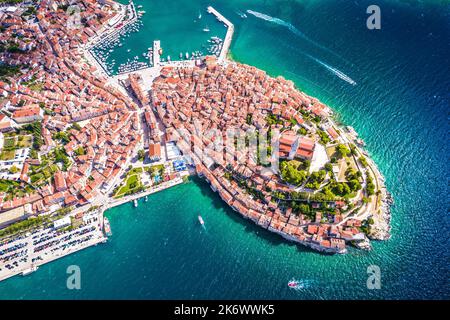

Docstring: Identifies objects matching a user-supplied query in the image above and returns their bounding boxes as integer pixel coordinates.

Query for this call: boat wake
[288,278,313,291]
[246,10,344,61]
[246,10,308,39]
[305,54,357,85]
[273,39,357,86]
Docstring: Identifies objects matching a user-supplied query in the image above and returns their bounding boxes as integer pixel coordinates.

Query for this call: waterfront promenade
[106,177,184,210]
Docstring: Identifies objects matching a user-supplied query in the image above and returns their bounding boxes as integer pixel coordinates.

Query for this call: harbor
[85,2,233,77]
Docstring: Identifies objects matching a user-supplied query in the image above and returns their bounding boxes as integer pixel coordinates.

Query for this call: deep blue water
[0,0,448,299]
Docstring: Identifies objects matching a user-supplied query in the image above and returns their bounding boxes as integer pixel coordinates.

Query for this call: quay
[0,210,106,282]
[207,6,234,63]
[106,176,184,210]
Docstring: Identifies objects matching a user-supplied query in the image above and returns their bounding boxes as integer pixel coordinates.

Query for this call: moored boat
[22,265,38,276]
[104,217,112,236]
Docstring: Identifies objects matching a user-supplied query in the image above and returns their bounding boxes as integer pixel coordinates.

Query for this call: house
[149,143,161,161]
[295,136,315,160]
[54,171,67,192]
[12,106,43,123]
[0,114,14,132]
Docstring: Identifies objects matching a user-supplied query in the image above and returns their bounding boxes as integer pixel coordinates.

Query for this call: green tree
[280,161,307,186]
[9,165,19,174]
[74,146,85,156]
[138,149,145,161]
[336,144,350,158]
[359,156,368,167]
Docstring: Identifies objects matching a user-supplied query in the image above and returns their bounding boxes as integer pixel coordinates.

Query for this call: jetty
[207,6,234,62]
[152,40,161,67]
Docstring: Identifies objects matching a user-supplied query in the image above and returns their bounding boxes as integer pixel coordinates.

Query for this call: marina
[85,2,232,77]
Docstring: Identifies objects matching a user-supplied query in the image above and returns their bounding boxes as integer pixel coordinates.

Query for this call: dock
[152,40,161,67]
[207,6,234,62]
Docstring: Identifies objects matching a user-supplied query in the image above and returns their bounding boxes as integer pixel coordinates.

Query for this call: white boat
[203,26,210,32]
[198,215,204,225]
[133,199,138,207]
[144,196,148,202]
[22,265,38,276]
[104,217,112,236]
[185,52,189,59]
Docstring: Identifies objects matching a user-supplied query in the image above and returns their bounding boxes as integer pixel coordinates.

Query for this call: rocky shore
[370,183,393,241]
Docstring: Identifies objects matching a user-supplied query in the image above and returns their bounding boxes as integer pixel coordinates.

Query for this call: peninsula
[0,0,391,282]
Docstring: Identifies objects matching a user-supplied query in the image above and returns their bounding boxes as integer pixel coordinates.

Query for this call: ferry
[198,215,205,226]
[22,265,38,276]
[133,199,138,207]
[104,217,112,236]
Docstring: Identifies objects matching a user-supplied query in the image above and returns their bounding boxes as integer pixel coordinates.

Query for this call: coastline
[95,3,392,253]
[219,53,393,243]
[0,1,393,284]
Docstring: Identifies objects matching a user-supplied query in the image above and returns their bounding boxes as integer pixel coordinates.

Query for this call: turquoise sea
[1,0,449,299]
